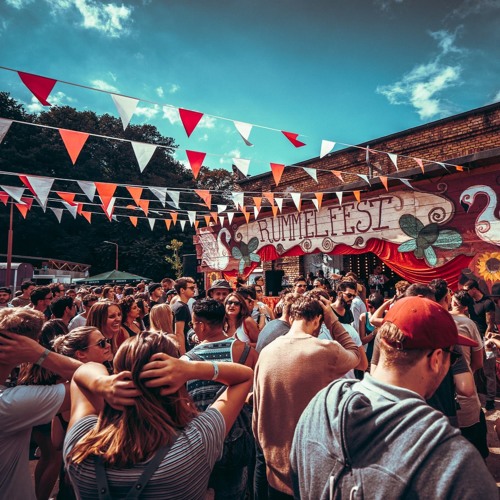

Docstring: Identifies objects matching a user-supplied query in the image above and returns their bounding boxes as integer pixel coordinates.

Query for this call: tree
[165,239,184,278]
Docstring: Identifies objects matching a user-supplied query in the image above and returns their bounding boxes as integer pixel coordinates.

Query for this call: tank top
[235,323,251,343]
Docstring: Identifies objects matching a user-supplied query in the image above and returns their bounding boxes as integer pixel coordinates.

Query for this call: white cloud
[169,83,180,94]
[162,106,180,125]
[6,0,35,8]
[90,79,119,92]
[377,30,463,120]
[135,104,160,119]
[199,133,209,142]
[490,90,500,104]
[25,91,73,113]
[449,0,500,19]
[156,86,164,98]
[199,115,216,129]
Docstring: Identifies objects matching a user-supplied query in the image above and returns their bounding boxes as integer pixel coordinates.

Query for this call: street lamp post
[103,241,119,270]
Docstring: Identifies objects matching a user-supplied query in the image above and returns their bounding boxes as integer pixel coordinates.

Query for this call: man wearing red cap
[291,296,496,499]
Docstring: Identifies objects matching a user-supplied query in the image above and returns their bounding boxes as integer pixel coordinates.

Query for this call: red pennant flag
[194,189,212,209]
[102,204,115,222]
[379,176,389,191]
[353,191,361,202]
[127,186,143,205]
[204,215,211,226]
[179,108,204,137]
[263,192,275,206]
[282,131,306,148]
[0,192,9,205]
[186,150,206,179]
[314,193,324,209]
[170,212,178,225]
[270,163,285,186]
[15,197,33,218]
[95,182,117,212]
[129,216,138,227]
[165,219,172,230]
[18,71,57,106]
[19,175,36,196]
[252,197,262,209]
[59,129,89,164]
[455,165,464,172]
[76,203,84,215]
[56,191,77,205]
[81,211,92,223]
[137,199,149,216]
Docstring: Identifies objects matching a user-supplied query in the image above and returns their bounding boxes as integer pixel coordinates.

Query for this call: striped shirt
[63,408,225,499]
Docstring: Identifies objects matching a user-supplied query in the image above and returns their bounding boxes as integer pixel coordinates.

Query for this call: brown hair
[68,332,198,467]
[0,307,44,340]
[52,326,99,358]
[378,322,427,369]
[86,301,121,335]
[223,292,250,331]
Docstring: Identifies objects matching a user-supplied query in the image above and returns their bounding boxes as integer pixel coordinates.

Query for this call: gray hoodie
[291,374,496,499]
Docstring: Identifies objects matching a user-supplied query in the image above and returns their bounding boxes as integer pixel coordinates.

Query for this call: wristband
[35,348,50,367]
[211,361,219,381]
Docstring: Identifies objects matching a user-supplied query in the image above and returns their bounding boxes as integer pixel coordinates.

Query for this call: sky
[0,0,499,178]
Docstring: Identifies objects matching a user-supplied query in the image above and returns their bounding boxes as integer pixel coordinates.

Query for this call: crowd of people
[0,270,498,499]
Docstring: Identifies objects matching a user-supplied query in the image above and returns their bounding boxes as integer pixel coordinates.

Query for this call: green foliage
[165,239,184,279]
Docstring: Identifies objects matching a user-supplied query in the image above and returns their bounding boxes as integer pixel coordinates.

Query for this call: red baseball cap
[383,296,478,349]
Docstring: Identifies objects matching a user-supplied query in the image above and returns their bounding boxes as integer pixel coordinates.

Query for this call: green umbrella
[74,270,152,285]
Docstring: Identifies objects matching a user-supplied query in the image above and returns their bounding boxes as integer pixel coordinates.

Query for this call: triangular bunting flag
[436,162,450,172]
[50,207,63,223]
[275,197,284,212]
[332,170,344,182]
[62,201,78,219]
[233,121,253,146]
[0,192,9,205]
[59,129,89,164]
[194,189,212,209]
[400,178,414,189]
[336,192,343,205]
[95,182,117,212]
[303,167,318,183]
[270,163,285,186]
[314,192,324,210]
[227,212,235,225]
[170,212,178,225]
[357,174,371,185]
[18,71,57,106]
[290,193,301,211]
[217,204,227,214]
[186,150,206,178]
[111,94,139,130]
[77,180,96,202]
[271,206,279,217]
[148,218,156,231]
[179,108,204,137]
[0,118,13,143]
[167,190,180,209]
[180,220,187,231]
[131,142,157,173]
[187,211,197,226]
[56,192,77,205]
[312,198,319,211]
[204,215,211,226]
[232,192,244,209]
[24,175,54,209]
[150,187,167,206]
[252,197,262,209]
[137,199,149,216]
[241,207,250,224]
[81,211,92,223]
[219,215,225,227]
[233,158,250,177]
[263,192,274,206]
[76,203,84,216]
[127,186,143,206]
[414,158,425,173]
[379,176,389,191]
[165,219,172,230]
[320,140,335,158]
[15,200,31,218]
[1,185,25,203]
[282,131,306,148]
[388,152,398,171]
[353,191,361,202]
[210,212,218,224]
[253,206,260,219]
[455,165,464,172]
[195,220,200,229]
[102,197,116,221]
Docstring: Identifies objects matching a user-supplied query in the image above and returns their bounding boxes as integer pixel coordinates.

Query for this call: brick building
[196,102,500,295]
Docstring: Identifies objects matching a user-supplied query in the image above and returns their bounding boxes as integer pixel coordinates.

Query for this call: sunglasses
[343,292,356,299]
[255,289,263,293]
[427,346,461,366]
[186,286,196,290]
[227,300,241,306]
[82,338,111,350]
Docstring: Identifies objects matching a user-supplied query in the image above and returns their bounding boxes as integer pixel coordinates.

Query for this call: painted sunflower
[476,252,500,282]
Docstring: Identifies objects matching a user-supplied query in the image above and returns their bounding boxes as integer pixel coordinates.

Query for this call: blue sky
[1,0,499,177]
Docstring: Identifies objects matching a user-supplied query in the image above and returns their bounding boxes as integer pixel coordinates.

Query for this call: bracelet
[211,361,219,381]
[35,348,50,367]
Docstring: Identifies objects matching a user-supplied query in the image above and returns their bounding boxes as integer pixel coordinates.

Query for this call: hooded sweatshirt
[291,374,496,499]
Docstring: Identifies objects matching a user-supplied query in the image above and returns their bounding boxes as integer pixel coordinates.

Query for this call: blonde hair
[149,304,173,334]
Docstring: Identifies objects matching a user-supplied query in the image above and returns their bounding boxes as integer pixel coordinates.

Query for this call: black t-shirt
[172,300,191,345]
[468,295,495,336]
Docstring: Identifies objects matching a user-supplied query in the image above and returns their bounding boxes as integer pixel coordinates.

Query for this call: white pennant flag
[62,201,78,218]
[219,215,225,226]
[336,191,343,205]
[131,142,157,173]
[400,178,414,190]
[112,215,119,222]
[167,190,180,209]
[312,198,319,211]
[50,207,63,222]
[1,185,25,203]
[149,187,167,206]
[436,162,450,172]
[180,220,187,231]
[303,167,318,183]
[77,180,96,202]
[217,204,227,214]
[357,174,371,185]
[103,197,116,219]
[0,118,13,143]
[275,197,283,212]
[227,212,235,225]
[388,153,398,171]
[232,191,244,209]
[320,140,336,158]
[254,206,260,219]
[187,211,196,226]
[233,121,253,146]
[26,175,54,209]
[290,193,301,210]
[111,94,139,130]
[148,218,156,230]
[233,158,250,176]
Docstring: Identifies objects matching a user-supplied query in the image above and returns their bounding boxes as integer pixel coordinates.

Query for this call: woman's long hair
[67,332,198,467]
[86,301,117,335]
[52,326,96,358]
[119,296,137,324]
[149,303,173,334]
[223,292,249,331]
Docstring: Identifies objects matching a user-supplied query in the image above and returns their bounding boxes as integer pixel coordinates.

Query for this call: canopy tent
[74,270,151,285]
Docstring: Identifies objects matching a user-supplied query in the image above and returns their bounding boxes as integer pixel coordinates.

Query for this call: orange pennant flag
[210,212,218,224]
[455,165,464,172]
[137,199,149,216]
[270,163,285,186]
[56,191,77,205]
[195,220,200,229]
[95,182,117,212]
[81,211,92,223]
[379,176,389,191]
[314,192,324,209]
[241,207,251,224]
[59,129,89,165]
[194,189,212,209]
[414,158,425,173]
[179,108,204,137]
[165,219,172,230]
[353,191,361,202]
[332,170,344,182]
[127,186,143,205]
[76,203,84,215]
[204,215,211,226]
[129,216,138,227]
[252,197,262,209]
[263,192,274,206]
[186,150,206,179]
[271,206,279,217]
[170,212,178,225]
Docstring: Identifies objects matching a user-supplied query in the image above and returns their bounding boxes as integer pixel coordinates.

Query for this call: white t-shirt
[68,313,87,331]
[0,384,66,499]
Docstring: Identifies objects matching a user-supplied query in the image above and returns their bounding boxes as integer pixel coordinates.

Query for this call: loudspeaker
[265,270,284,296]
[182,255,200,279]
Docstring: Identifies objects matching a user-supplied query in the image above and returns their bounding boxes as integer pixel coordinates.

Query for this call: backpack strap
[237,343,251,365]
[94,434,179,499]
